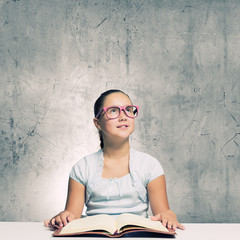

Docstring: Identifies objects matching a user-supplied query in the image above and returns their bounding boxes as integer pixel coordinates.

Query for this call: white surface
[0,222,239,240]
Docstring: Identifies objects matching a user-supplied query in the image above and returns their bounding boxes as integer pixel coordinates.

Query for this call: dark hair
[94,89,130,149]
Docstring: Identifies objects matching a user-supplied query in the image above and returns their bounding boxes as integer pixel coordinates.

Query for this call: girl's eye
[108,108,118,114]
[126,107,133,113]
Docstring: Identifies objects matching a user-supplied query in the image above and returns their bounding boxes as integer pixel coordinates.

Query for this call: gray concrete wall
[0,0,239,223]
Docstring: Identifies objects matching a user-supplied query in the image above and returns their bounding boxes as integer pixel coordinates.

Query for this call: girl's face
[94,92,136,144]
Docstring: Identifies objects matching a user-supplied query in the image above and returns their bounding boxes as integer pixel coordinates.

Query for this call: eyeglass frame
[95,105,139,119]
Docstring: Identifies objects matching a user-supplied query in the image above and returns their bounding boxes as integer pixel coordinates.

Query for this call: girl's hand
[151,209,185,231]
[46,210,75,230]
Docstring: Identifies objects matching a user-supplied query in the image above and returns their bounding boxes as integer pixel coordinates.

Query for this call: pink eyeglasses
[96,105,139,119]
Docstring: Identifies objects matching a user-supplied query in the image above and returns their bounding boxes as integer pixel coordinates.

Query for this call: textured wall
[0,0,239,223]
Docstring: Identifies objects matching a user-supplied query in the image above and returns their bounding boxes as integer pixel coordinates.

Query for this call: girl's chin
[108,132,133,142]
[103,128,134,141]
[116,129,133,136]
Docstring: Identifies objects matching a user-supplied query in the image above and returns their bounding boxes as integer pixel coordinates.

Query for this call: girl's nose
[118,109,128,120]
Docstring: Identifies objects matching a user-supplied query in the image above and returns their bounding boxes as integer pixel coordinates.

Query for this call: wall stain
[125,28,130,75]
[96,17,108,28]
[221,133,240,159]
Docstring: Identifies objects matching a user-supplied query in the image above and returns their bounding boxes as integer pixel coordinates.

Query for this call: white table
[0,222,239,240]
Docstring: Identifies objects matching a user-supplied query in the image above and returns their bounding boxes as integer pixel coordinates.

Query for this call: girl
[46,89,185,231]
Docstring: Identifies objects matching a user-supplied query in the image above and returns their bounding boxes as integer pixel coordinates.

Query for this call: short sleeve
[69,157,87,185]
[145,155,164,184]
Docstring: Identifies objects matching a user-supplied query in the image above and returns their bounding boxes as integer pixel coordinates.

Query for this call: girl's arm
[147,175,185,230]
[49,178,85,229]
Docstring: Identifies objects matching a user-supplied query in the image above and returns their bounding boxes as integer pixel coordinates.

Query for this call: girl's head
[93,89,138,149]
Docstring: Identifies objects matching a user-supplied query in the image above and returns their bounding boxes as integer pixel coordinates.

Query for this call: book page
[115,213,169,233]
[60,214,116,235]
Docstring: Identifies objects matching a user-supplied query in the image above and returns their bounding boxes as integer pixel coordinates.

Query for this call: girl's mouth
[117,125,128,128]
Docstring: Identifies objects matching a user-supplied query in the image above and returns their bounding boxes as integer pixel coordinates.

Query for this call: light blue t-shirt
[69,148,164,217]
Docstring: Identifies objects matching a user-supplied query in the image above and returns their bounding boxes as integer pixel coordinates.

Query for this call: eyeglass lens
[106,106,138,119]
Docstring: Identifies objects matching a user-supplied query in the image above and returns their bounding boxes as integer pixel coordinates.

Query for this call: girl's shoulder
[70,149,103,185]
[71,149,103,174]
[130,148,164,184]
[130,148,160,165]
[75,149,103,164]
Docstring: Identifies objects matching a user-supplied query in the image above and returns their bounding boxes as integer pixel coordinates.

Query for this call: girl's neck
[103,141,130,160]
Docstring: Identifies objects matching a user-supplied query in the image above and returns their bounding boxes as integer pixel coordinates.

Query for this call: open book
[53,213,176,238]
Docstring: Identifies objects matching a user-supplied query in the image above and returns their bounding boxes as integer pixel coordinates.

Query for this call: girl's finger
[44,220,50,227]
[172,222,177,230]
[55,216,63,228]
[151,214,161,221]
[60,214,68,226]
[162,218,168,227]
[50,218,57,230]
[177,222,185,230]
[167,221,173,230]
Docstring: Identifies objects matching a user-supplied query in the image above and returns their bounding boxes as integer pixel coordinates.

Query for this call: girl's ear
[93,118,101,131]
